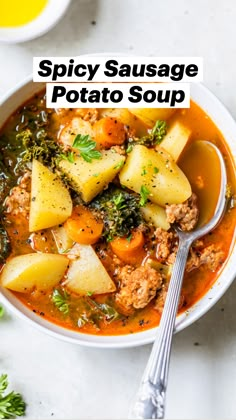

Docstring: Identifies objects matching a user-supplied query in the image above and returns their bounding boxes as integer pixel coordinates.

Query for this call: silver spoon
[130,141,227,419]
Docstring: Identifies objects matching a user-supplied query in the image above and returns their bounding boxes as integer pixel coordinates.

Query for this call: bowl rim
[0,73,235,348]
[0,0,71,44]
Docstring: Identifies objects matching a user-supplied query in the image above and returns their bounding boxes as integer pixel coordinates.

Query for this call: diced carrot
[110,230,145,264]
[93,117,126,148]
[64,206,103,245]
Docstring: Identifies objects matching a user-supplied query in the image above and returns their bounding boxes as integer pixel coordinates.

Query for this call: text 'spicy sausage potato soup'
[0,93,235,335]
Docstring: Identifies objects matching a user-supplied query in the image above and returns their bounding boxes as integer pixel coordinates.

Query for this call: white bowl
[0,75,235,348]
[0,0,71,44]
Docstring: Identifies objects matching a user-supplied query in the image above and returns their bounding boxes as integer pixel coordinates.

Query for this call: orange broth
[0,96,235,336]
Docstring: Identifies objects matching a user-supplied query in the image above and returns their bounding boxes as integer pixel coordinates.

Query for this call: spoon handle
[130,239,191,419]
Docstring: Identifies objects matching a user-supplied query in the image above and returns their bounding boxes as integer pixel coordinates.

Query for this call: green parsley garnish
[72,134,102,163]
[60,248,72,254]
[126,234,133,242]
[52,289,70,315]
[114,160,124,170]
[96,303,120,323]
[0,306,4,319]
[153,166,159,173]
[140,185,150,206]
[86,298,120,323]
[113,193,127,209]
[141,167,147,176]
[60,151,75,163]
[126,144,133,153]
[0,374,26,418]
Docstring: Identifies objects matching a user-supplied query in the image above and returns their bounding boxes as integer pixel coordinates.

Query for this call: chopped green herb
[141,167,147,176]
[0,306,4,319]
[97,303,120,323]
[114,160,124,170]
[77,298,120,329]
[126,234,133,243]
[86,291,93,297]
[60,248,72,254]
[140,185,150,206]
[113,193,127,209]
[0,374,26,418]
[60,151,75,163]
[86,298,120,323]
[72,134,102,163]
[0,375,7,395]
[52,289,70,315]
[126,144,133,153]
[92,173,100,177]
[153,166,159,174]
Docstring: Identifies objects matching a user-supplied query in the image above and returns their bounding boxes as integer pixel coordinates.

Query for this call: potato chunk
[29,160,72,232]
[119,145,191,206]
[1,253,68,293]
[65,244,116,295]
[141,203,170,231]
[52,226,74,253]
[59,150,125,203]
[128,108,176,127]
[160,121,191,161]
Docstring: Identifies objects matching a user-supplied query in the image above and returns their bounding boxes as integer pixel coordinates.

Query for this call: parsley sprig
[0,374,26,419]
[60,134,102,163]
[140,185,150,206]
[73,134,102,162]
[52,289,70,315]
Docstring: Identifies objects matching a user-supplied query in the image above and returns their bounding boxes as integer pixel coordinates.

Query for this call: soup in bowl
[0,78,235,347]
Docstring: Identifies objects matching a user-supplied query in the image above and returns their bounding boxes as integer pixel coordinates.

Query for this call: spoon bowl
[130,141,227,419]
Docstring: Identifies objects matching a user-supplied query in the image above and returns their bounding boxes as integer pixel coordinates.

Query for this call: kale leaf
[18,129,63,169]
[126,120,167,152]
[90,186,143,241]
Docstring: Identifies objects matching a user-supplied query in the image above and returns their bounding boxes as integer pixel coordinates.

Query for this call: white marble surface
[0,0,236,418]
